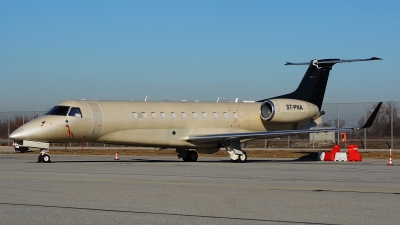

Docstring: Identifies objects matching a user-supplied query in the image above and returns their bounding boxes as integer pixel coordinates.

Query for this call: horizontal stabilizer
[285,57,382,66]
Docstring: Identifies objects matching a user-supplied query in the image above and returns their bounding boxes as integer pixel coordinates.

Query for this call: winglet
[360,102,382,129]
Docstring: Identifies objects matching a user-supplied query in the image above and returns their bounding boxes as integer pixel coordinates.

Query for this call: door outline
[86,101,104,135]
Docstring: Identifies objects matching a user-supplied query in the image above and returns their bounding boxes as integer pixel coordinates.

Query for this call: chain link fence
[1,102,398,149]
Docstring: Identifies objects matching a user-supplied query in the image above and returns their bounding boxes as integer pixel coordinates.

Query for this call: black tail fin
[270,59,337,110]
[257,57,382,110]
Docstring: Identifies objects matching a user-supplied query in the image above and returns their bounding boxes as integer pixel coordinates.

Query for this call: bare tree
[321,119,346,128]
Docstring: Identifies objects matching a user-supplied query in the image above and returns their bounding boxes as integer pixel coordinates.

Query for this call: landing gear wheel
[188,151,198,162]
[182,150,198,162]
[37,149,51,163]
[42,154,51,163]
[238,151,247,163]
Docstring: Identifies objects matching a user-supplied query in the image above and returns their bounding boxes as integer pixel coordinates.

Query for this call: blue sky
[1,0,399,111]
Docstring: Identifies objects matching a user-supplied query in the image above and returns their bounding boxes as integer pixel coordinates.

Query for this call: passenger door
[86,101,104,135]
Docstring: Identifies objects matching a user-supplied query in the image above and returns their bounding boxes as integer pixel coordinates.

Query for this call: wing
[188,102,382,144]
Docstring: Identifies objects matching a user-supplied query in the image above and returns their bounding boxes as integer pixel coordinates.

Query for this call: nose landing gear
[37,149,51,163]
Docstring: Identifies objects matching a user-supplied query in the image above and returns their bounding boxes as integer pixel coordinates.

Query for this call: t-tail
[257,57,382,110]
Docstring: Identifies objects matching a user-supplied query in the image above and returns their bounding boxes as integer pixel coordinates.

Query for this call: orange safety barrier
[324,144,341,161]
[331,144,341,154]
[347,144,362,162]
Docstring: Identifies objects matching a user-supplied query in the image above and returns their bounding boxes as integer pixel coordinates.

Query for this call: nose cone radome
[10,126,29,140]
[9,122,42,140]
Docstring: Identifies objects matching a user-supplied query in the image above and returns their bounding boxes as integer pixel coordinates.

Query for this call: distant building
[309,127,335,143]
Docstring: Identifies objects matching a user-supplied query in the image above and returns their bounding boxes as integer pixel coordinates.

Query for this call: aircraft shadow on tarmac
[31,154,318,164]
[22,151,320,163]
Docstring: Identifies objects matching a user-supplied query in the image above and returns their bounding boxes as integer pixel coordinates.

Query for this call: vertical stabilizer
[257,57,382,110]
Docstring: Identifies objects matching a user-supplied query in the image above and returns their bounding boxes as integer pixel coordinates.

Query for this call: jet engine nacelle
[260,99,320,123]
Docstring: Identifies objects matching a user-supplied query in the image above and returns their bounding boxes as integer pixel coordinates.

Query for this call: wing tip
[360,102,383,129]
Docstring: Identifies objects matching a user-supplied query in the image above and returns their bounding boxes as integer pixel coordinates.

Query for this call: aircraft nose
[9,121,42,140]
[9,126,27,140]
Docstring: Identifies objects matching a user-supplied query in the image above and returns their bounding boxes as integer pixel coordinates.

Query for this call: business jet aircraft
[10,57,382,163]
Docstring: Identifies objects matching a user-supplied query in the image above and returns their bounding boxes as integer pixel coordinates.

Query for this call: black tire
[20,147,29,153]
[37,154,43,163]
[188,151,198,162]
[182,151,198,162]
[182,150,190,162]
[15,147,29,153]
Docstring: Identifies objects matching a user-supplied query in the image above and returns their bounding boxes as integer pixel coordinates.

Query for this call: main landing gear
[226,140,247,163]
[176,149,198,162]
[37,149,51,163]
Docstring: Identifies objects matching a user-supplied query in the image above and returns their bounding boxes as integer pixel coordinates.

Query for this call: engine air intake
[260,100,275,121]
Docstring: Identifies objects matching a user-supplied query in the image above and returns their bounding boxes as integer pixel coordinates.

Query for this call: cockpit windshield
[45,106,70,116]
[68,107,82,118]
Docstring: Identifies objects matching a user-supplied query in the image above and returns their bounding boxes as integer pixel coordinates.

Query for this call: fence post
[312,133,315,149]
[337,103,340,144]
[364,102,367,149]
[7,112,10,147]
[391,102,394,149]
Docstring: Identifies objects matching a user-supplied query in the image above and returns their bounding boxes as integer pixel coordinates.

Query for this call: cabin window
[132,112,138,119]
[45,106,70,116]
[151,112,156,119]
[171,112,176,119]
[142,112,147,119]
[160,112,165,119]
[233,112,237,118]
[181,112,186,119]
[202,112,206,119]
[192,112,197,119]
[213,112,218,119]
[69,107,82,118]
[223,112,228,119]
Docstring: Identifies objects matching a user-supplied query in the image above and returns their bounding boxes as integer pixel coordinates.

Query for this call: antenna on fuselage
[216,97,220,102]
[144,96,148,102]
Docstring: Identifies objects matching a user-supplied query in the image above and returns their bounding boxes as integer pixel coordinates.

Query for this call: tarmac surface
[1,154,399,225]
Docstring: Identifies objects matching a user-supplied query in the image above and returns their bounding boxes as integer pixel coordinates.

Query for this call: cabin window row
[132,112,237,119]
